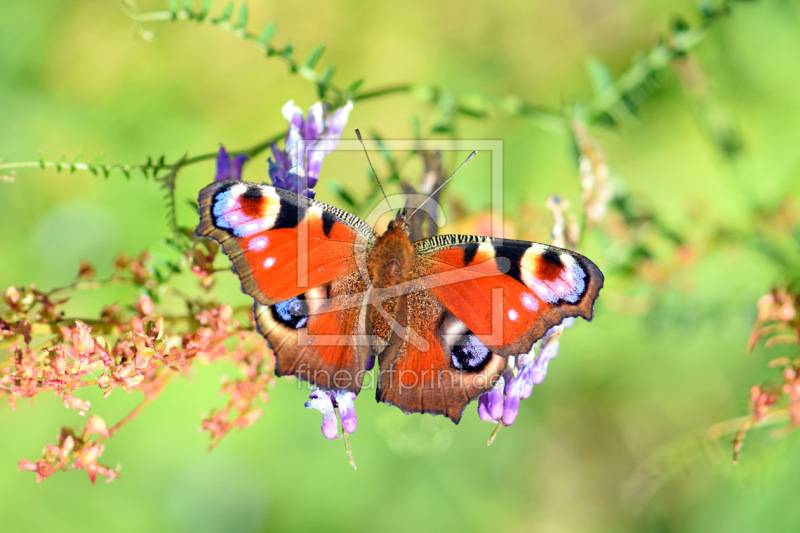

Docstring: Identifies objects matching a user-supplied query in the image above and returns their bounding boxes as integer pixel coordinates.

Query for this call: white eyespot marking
[249,237,269,251]
[272,297,308,329]
[308,205,324,221]
[508,308,519,321]
[263,257,276,269]
[531,280,558,303]
[544,278,571,299]
[519,243,549,288]
[450,333,491,371]
[234,220,270,238]
[229,183,248,196]
[229,213,240,222]
[521,292,539,312]
[477,242,496,258]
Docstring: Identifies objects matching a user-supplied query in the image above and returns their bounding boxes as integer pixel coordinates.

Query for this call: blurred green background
[2,1,800,532]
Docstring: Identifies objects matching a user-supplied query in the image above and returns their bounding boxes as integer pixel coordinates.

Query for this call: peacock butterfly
[196,179,604,422]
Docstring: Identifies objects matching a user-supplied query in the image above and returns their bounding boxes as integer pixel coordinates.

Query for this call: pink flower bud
[18,459,38,472]
[71,321,95,355]
[134,295,154,316]
[3,286,20,309]
[62,394,91,415]
[85,415,108,436]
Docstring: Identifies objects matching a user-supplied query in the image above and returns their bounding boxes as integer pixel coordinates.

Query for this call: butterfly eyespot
[450,333,492,372]
[271,295,309,329]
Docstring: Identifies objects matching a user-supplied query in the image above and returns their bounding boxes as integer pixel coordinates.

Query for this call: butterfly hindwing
[253,268,372,393]
[197,180,376,305]
[375,288,507,422]
[413,235,604,357]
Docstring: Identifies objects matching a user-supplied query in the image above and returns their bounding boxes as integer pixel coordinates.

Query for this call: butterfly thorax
[368,226,414,289]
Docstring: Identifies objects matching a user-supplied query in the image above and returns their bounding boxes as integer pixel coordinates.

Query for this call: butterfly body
[197,180,604,422]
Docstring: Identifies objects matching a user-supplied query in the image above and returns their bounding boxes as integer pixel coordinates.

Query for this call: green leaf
[411,116,421,139]
[304,44,326,69]
[586,57,615,95]
[168,0,180,15]
[346,78,365,95]
[258,22,276,45]
[316,65,335,98]
[198,0,212,20]
[326,182,357,210]
[281,43,294,68]
[671,15,690,34]
[235,3,248,30]
[456,105,487,119]
[215,1,234,23]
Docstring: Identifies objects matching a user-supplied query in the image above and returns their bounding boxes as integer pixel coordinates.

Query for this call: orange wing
[197,180,375,305]
[375,288,507,422]
[197,180,377,393]
[413,235,604,357]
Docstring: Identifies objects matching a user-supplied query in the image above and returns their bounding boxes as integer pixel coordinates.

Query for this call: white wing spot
[263,257,276,269]
[249,237,269,251]
[521,292,539,311]
[508,308,519,321]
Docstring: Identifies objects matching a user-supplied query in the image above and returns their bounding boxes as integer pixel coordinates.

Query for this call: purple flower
[214,145,249,181]
[268,100,353,199]
[478,317,575,426]
[335,391,358,435]
[304,389,358,440]
[305,390,338,439]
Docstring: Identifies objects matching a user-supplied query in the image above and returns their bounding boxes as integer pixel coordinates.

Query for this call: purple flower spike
[532,341,560,385]
[305,390,338,440]
[268,99,353,199]
[214,145,249,181]
[478,376,506,422]
[503,364,533,425]
[476,317,577,426]
[335,391,358,435]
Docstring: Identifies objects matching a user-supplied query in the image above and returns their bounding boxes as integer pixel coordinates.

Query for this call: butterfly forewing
[197,180,376,305]
[414,235,604,357]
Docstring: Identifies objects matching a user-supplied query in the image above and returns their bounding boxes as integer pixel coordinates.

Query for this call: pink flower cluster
[2,248,274,483]
[733,287,800,462]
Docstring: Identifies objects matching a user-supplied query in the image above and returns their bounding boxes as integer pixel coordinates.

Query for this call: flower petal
[214,145,231,182]
[334,391,357,434]
[230,154,249,181]
[478,375,505,422]
[305,390,338,440]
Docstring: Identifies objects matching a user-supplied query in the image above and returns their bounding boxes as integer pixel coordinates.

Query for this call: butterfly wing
[253,268,372,392]
[376,234,603,422]
[414,235,604,356]
[197,180,377,393]
[375,288,508,422]
[197,180,376,305]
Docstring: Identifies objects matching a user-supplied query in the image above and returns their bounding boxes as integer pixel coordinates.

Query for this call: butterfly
[196,179,604,422]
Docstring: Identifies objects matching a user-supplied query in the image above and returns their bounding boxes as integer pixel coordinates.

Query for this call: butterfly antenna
[408,150,477,221]
[355,128,394,216]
